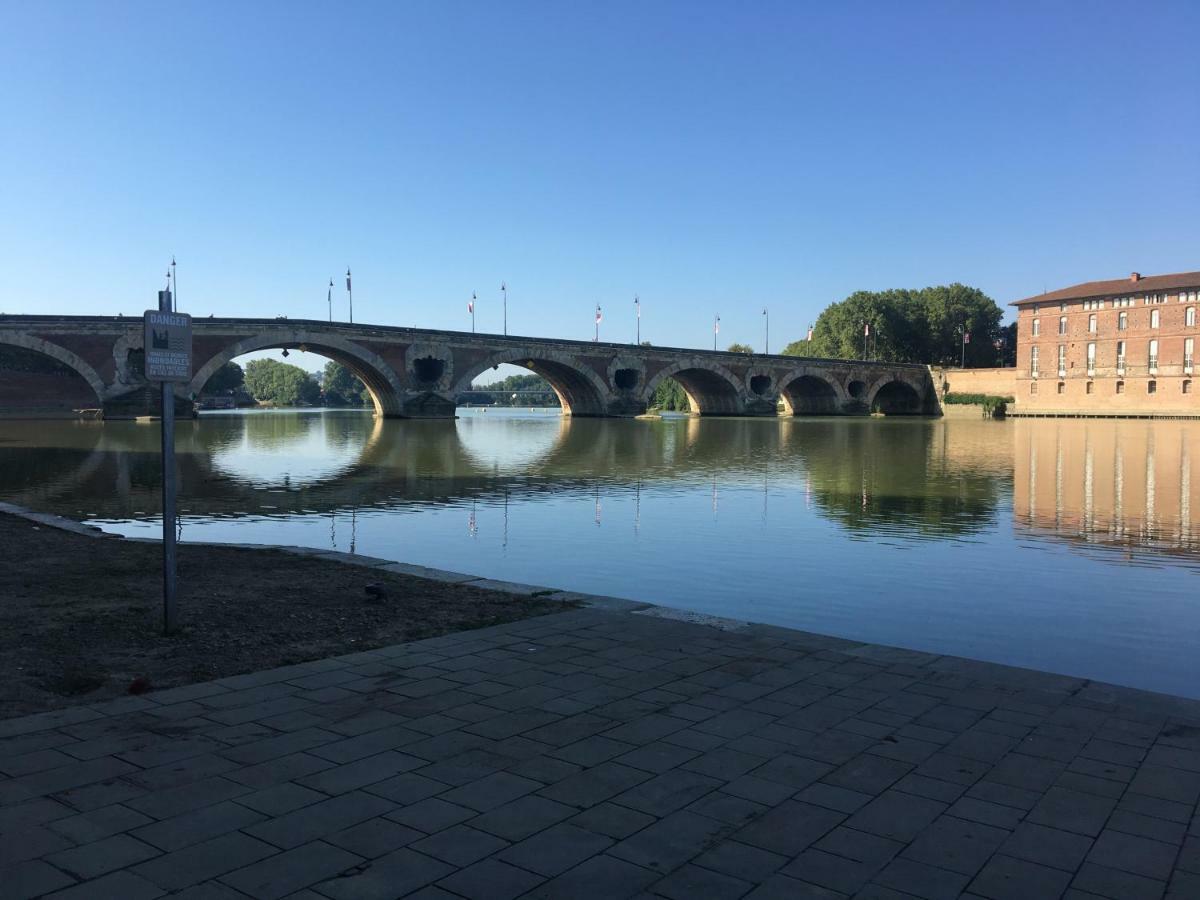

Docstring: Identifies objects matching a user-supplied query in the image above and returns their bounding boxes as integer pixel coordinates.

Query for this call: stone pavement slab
[3,605,1200,898]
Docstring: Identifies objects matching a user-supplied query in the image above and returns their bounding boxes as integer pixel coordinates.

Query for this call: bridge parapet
[0,316,936,419]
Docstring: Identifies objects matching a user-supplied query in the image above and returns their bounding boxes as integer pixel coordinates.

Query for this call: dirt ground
[0,513,570,719]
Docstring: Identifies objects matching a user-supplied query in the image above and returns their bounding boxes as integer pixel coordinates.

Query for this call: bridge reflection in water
[3,410,1200,696]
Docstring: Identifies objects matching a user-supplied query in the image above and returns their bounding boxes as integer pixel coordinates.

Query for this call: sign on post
[145,300,190,634]
[143,310,192,381]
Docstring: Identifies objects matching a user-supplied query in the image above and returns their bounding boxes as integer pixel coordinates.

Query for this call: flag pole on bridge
[171,256,177,308]
[469,293,476,333]
[635,295,640,345]
[327,279,333,322]
[346,268,353,323]
[762,307,769,355]
[713,314,720,351]
[595,304,602,342]
[501,281,507,335]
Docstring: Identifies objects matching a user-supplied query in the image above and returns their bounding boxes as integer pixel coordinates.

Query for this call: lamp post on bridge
[635,295,640,345]
[762,307,769,355]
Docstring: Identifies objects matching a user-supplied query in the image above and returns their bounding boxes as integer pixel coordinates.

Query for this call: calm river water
[2,410,1198,697]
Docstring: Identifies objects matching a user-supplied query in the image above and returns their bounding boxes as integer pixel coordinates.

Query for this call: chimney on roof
[1130,272,1142,282]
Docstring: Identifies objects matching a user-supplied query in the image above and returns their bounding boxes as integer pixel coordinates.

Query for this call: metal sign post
[144,295,192,634]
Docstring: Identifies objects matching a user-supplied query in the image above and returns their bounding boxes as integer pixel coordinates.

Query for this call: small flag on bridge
[595,305,603,324]
[807,324,814,341]
[714,315,720,334]
[864,323,871,336]
[964,332,971,344]
[468,293,475,313]
[346,268,352,292]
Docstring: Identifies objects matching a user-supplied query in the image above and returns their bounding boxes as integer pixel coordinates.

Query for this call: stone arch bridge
[0,316,937,419]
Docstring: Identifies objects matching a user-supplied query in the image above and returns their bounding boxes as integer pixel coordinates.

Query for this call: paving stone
[499,822,613,876]
[124,775,250,820]
[872,857,970,900]
[947,796,1026,829]
[313,847,453,900]
[1000,821,1093,871]
[411,824,509,867]
[0,824,75,866]
[0,858,76,900]
[436,858,546,900]
[1087,828,1178,880]
[438,771,541,812]
[1071,862,1167,900]
[814,826,904,866]
[552,736,638,767]
[845,789,946,843]
[524,853,659,899]
[220,840,362,899]
[733,800,845,857]
[386,796,476,833]
[782,847,878,894]
[694,839,789,883]
[900,814,1010,876]
[610,809,732,873]
[244,790,393,849]
[537,760,651,809]
[43,869,166,899]
[570,802,657,839]
[610,768,723,817]
[234,782,327,816]
[470,794,576,841]
[652,862,753,900]
[686,791,769,827]
[132,831,278,891]
[325,816,422,858]
[743,872,849,898]
[968,853,1074,900]
[1026,786,1118,837]
[720,774,797,806]
[131,799,265,851]
[295,749,423,795]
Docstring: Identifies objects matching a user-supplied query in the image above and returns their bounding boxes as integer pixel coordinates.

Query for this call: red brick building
[1013,270,1199,415]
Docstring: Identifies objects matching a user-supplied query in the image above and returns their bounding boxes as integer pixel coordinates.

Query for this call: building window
[1116,340,1126,374]
[1151,309,1160,329]
[1086,342,1096,375]
[1032,318,1040,336]
[1058,316,1068,335]
[1057,345,1066,376]
[1088,314,1097,333]
[1059,302,1067,312]
[1086,381,1094,394]
[1031,303,1040,314]
[1116,380,1125,394]
[1185,380,1193,394]
[1148,380,1157,395]
[1188,307,1196,327]
[1030,381,1038,395]
[1149,339,1159,372]
[1057,382,1065,395]
[1118,311,1128,330]
[1030,345,1039,377]
[1186,337,1194,373]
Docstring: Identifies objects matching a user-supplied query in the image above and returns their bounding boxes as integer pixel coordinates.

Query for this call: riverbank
[0,509,572,719]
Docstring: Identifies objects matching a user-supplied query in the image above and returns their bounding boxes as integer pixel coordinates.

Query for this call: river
[1,410,1197,697]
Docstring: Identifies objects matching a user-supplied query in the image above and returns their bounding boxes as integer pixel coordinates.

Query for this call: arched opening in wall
[192,343,398,417]
[411,356,445,386]
[871,380,924,415]
[848,380,866,400]
[648,376,691,413]
[651,368,742,415]
[613,368,639,391]
[780,375,840,415]
[750,375,771,396]
[459,357,606,416]
[0,342,102,416]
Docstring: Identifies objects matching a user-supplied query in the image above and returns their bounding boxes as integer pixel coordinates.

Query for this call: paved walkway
[2,605,1199,900]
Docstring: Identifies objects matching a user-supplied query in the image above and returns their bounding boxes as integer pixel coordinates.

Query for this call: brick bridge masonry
[0,316,937,419]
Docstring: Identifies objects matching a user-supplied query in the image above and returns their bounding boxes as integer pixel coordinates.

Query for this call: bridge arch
[865,373,928,415]
[777,369,848,415]
[451,348,611,416]
[0,332,107,405]
[642,359,745,415]
[187,329,405,416]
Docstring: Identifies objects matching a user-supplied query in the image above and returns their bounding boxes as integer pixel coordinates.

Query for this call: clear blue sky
[4,0,1199,365]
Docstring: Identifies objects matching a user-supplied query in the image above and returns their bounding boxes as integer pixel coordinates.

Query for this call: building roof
[1011,270,1200,307]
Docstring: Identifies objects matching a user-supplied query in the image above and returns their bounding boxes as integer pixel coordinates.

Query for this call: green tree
[322,361,371,407]
[726,342,754,354]
[650,378,691,412]
[783,284,1003,367]
[243,358,321,406]
[204,361,244,394]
